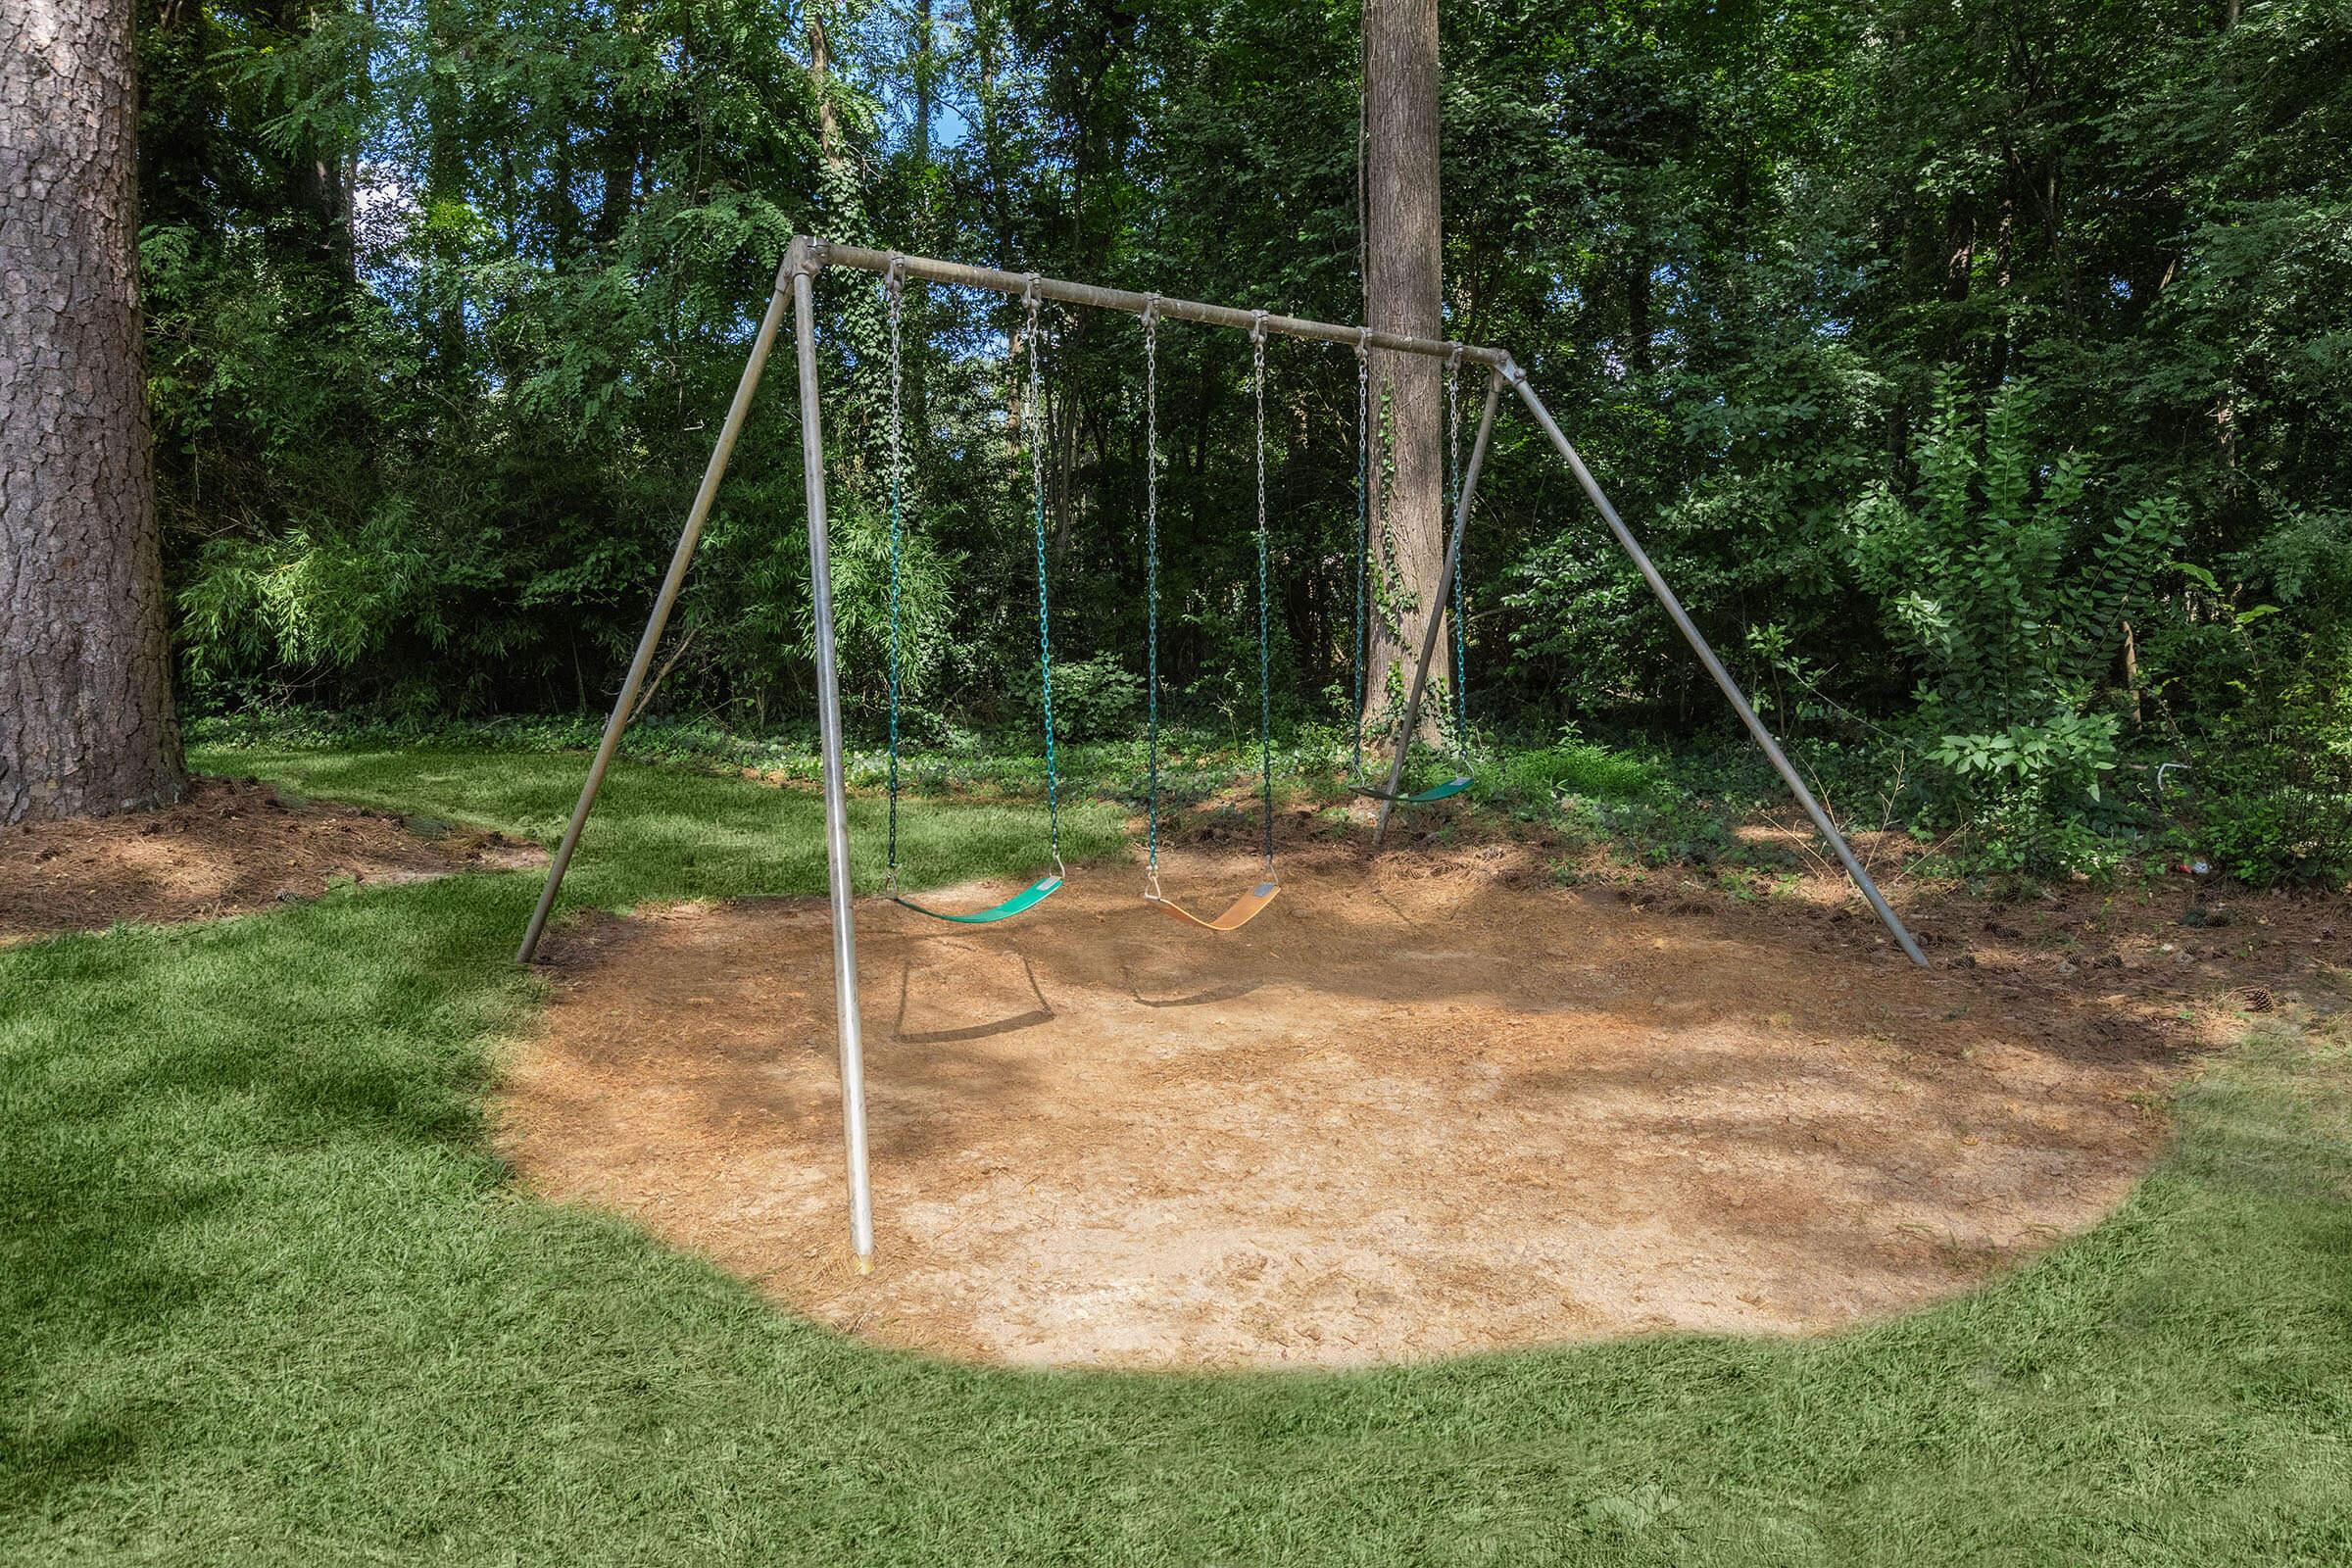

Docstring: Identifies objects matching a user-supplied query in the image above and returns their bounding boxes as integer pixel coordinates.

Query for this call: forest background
[140,0,2352,884]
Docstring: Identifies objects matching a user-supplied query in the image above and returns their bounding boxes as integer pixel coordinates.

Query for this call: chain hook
[1020,273,1044,362]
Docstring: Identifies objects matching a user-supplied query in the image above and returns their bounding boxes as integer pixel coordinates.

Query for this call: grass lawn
[4,744,2349,1565]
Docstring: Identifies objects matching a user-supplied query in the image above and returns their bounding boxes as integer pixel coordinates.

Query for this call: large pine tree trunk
[1362,0,1446,742]
[1,0,185,824]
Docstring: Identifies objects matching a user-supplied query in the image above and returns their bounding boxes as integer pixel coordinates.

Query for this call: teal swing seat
[876,268,1067,926]
[893,873,1063,924]
[1350,774,1472,806]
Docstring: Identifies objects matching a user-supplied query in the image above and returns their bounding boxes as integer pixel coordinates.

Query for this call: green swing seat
[1349,774,1472,806]
[893,874,1063,924]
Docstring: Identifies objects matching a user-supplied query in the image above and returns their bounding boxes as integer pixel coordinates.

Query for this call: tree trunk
[1362,0,1446,741]
[1,0,185,823]
[268,0,355,281]
[911,0,935,173]
[809,9,841,167]
[975,3,1013,259]
[422,0,467,372]
[591,0,639,249]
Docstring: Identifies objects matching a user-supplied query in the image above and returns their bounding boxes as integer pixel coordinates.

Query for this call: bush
[1481,729,1663,808]
[2190,658,2352,888]
[1024,653,1142,744]
[1845,370,2181,876]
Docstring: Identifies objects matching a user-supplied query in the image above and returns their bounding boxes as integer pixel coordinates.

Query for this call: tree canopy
[135,0,2352,879]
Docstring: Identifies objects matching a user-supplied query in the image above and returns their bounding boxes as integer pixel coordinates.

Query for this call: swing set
[880,274,1458,933]
[515,236,1928,1269]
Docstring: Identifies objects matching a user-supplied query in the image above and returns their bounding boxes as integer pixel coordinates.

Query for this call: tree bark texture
[1362,0,1446,742]
[1,0,186,823]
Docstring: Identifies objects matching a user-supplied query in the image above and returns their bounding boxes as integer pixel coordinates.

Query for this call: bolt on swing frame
[514,235,1929,1269]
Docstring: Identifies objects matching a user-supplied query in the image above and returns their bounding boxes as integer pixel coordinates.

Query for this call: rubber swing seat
[1348,774,1473,806]
[1147,881,1280,933]
[893,873,1063,924]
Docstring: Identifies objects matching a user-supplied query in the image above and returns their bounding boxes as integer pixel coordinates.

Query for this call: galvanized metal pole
[801,237,1508,368]
[516,268,796,964]
[1501,362,1930,967]
[790,247,877,1267]
[1374,368,1502,847]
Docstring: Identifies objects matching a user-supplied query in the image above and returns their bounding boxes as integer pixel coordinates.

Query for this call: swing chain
[883,258,906,894]
[1142,295,1160,895]
[1350,325,1371,783]
[1023,286,1063,877]
[1446,346,1469,767]
[1250,313,1274,871]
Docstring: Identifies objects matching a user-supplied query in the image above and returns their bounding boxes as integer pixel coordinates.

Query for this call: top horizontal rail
[787,237,1514,368]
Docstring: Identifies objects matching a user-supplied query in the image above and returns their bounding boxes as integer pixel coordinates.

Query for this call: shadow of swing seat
[1146,880,1279,932]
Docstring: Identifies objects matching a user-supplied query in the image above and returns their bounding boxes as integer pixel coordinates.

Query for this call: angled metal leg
[1374,368,1502,847]
[789,248,876,1268]
[1502,364,1929,967]
[516,265,797,964]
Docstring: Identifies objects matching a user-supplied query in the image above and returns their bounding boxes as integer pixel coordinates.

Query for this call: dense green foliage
[6,747,2351,1563]
[134,0,2352,881]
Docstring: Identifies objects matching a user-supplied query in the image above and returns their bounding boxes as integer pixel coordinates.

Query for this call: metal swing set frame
[514,235,1929,1269]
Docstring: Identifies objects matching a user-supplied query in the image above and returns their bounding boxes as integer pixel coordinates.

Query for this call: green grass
[206,744,1129,906]
[188,709,1509,817]
[4,746,2350,1565]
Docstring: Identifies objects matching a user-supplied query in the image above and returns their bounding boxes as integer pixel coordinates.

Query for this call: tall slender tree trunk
[907,0,936,436]
[1,0,185,823]
[1362,0,1446,741]
[910,0,935,175]
[975,4,1013,259]
[422,0,467,372]
[269,0,354,280]
[809,9,840,161]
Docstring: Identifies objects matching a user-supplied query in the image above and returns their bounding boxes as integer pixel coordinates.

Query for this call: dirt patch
[505,833,2216,1370]
[0,775,542,944]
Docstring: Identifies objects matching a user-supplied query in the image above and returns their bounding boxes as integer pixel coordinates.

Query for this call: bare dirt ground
[0,775,542,944]
[502,815,2342,1371]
